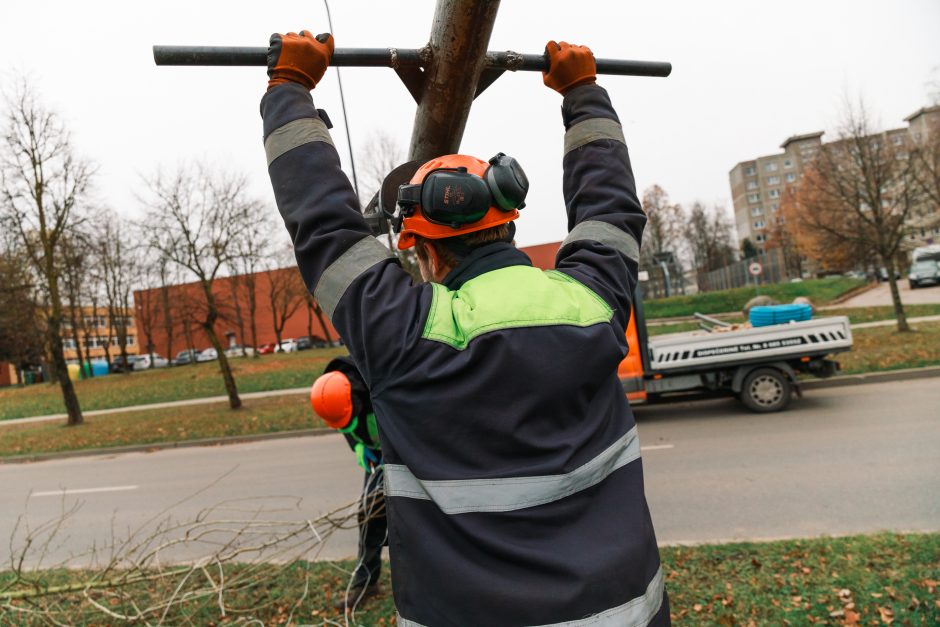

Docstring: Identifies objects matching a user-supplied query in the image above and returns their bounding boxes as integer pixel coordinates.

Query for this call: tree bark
[47,273,83,425]
[203,286,241,409]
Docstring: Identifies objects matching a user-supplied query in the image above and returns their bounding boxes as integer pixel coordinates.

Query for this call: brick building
[729,104,940,252]
[133,243,565,359]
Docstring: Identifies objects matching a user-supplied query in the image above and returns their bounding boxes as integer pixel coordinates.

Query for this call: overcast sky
[2,0,938,248]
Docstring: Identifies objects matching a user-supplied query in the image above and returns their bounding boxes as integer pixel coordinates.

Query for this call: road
[1,378,937,570]
[836,280,940,307]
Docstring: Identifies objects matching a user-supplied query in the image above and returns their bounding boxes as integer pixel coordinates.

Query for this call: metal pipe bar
[153,45,672,77]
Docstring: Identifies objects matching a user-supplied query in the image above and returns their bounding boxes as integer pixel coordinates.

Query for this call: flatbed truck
[618,291,853,412]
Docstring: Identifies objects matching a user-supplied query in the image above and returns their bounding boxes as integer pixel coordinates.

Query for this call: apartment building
[61,306,139,361]
[729,104,940,253]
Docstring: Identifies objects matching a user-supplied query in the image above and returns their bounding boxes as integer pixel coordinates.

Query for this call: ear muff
[485,153,529,211]
[410,168,492,227]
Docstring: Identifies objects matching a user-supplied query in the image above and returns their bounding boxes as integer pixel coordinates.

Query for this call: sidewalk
[2,386,309,427]
[4,315,939,428]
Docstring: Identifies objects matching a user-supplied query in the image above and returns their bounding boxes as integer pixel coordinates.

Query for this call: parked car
[196,348,218,362]
[909,259,940,289]
[297,336,329,350]
[224,345,256,358]
[257,343,276,355]
[110,355,140,373]
[276,339,298,353]
[173,349,199,366]
[134,353,169,370]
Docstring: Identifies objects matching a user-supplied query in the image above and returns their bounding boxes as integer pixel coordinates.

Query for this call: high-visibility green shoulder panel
[422,266,613,350]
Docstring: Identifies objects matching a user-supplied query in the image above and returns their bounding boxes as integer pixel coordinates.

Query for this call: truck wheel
[741,368,791,413]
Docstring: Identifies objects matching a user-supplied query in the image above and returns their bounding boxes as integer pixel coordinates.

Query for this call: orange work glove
[266,30,334,91]
[542,40,596,95]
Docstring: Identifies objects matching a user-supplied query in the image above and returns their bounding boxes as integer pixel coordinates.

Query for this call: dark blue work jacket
[261,81,669,627]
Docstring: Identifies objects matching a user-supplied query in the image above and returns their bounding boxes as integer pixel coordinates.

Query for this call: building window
[755,234,766,243]
[892,136,903,146]
[63,339,76,349]
[783,159,793,168]
[785,173,797,182]
[127,336,136,346]
[771,203,779,212]
[767,176,780,185]
[751,206,763,216]
[745,166,756,176]
[746,181,758,190]
[768,189,780,199]
[747,193,760,203]
[753,220,766,229]
[764,162,778,172]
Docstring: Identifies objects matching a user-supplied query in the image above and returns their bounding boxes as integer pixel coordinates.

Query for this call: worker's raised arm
[260,31,428,388]
[544,41,646,336]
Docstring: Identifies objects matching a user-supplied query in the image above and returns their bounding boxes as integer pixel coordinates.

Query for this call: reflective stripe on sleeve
[383,426,640,514]
[562,220,640,264]
[264,117,334,166]
[314,236,395,320]
[564,117,625,154]
[397,565,664,627]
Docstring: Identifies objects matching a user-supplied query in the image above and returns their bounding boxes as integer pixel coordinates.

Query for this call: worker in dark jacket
[262,30,669,626]
[310,357,386,610]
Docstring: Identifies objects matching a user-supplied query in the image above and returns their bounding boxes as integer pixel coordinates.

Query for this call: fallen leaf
[693,604,703,612]
[878,606,894,624]
[844,609,860,626]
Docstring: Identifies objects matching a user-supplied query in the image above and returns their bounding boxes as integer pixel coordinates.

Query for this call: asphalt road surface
[1,378,937,570]
[836,280,940,307]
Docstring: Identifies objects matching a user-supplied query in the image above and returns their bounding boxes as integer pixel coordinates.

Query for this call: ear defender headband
[394,153,528,231]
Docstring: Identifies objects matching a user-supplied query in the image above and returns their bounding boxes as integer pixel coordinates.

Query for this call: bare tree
[229,202,274,357]
[791,100,926,332]
[357,130,422,279]
[0,81,93,424]
[91,210,138,372]
[266,251,306,348]
[303,290,336,347]
[142,164,256,409]
[683,202,736,290]
[60,232,92,377]
[640,184,685,265]
[0,236,44,383]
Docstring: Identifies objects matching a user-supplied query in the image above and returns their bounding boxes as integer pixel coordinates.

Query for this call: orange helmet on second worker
[310,370,354,429]
[396,153,528,250]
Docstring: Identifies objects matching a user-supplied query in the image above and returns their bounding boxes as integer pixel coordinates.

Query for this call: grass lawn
[643,277,866,319]
[2,533,936,625]
[0,393,323,458]
[0,348,347,422]
[839,320,940,374]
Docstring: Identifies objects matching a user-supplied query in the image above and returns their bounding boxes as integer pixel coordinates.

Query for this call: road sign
[748,261,763,277]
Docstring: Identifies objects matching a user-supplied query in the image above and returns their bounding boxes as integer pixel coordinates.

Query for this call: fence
[698,248,792,292]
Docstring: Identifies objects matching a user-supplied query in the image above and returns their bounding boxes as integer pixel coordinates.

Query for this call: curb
[800,365,940,389]
[0,427,333,465]
[3,366,938,465]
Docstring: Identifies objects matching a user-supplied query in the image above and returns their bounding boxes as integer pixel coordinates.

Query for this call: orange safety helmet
[309,370,354,429]
[395,153,528,250]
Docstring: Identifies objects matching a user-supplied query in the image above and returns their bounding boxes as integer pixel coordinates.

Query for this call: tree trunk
[48,276,83,426]
[203,290,241,409]
[885,257,910,332]
[306,299,314,340]
[160,283,174,363]
[246,276,259,358]
[313,304,334,347]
